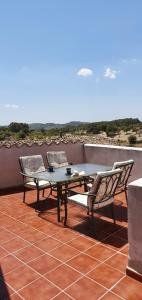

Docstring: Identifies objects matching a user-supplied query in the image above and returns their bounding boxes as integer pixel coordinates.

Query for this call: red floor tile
[66,276,106,300]
[67,253,99,274]
[103,235,127,250]
[85,243,116,262]
[112,276,142,299]
[4,265,40,291]
[101,292,122,299]
[0,254,23,275]
[9,293,23,300]
[50,244,80,262]
[105,252,128,273]
[0,229,15,245]
[53,293,73,300]
[2,237,30,253]
[18,228,47,243]
[19,277,60,300]
[87,263,124,288]
[45,264,81,289]
[34,237,62,252]
[67,235,95,252]
[7,223,29,235]
[0,246,9,258]
[14,245,44,263]
[38,223,60,235]
[120,244,129,255]
[28,253,61,275]
[53,228,79,242]
[0,216,18,229]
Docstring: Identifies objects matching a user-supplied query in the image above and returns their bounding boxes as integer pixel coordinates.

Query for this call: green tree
[9,122,29,133]
[128,135,137,145]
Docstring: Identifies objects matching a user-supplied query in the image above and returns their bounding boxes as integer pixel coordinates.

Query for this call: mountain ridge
[29,121,89,130]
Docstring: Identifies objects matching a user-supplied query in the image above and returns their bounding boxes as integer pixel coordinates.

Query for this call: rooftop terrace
[1,143,142,299]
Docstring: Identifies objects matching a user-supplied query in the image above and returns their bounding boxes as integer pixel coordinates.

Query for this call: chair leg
[42,189,44,197]
[57,197,61,222]
[125,190,128,205]
[37,189,40,202]
[91,209,95,227]
[23,189,26,203]
[87,207,90,215]
[64,197,68,226]
[51,187,53,195]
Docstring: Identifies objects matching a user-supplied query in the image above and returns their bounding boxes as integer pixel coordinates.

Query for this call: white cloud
[104,67,119,79]
[77,68,93,77]
[4,104,19,109]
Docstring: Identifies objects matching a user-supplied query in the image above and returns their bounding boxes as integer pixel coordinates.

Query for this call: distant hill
[29,121,89,130]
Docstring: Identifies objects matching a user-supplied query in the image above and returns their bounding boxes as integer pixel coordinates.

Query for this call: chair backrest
[112,159,134,191]
[46,151,68,168]
[19,155,45,183]
[87,168,122,210]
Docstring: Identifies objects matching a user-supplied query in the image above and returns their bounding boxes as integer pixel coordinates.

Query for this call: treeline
[47,118,142,137]
[0,118,141,141]
[86,118,141,137]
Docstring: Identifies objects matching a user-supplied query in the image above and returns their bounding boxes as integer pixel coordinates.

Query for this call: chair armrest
[20,171,39,184]
[20,171,34,179]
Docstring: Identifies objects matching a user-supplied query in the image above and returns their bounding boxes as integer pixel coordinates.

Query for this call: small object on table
[48,166,54,172]
[66,167,72,175]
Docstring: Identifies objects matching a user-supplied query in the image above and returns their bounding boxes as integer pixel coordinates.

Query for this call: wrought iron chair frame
[112,159,134,203]
[64,168,122,226]
[19,155,53,203]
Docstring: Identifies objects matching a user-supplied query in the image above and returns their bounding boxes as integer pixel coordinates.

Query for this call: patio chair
[46,151,69,168]
[46,151,87,192]
[64,168,122,226]
[112,159,134,203]
[19,155,52,203]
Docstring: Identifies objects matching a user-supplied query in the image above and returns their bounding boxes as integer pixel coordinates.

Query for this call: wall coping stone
[84,143,142,152]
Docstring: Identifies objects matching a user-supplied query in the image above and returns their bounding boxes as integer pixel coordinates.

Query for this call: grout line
[97,288,126,300]
[50,290,75,300]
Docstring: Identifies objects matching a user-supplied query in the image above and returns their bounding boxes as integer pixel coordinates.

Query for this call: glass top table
[28,163,110,222]
[29,163,110,183]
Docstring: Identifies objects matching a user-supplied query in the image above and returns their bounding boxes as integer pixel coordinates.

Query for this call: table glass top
[27,163,110,183]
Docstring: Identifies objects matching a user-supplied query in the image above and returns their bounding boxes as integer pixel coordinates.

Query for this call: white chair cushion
[68,194,88,207]
[68,194,114,209]
[25,180,50,189]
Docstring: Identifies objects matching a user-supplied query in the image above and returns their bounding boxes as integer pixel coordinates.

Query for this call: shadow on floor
[0,267,11,300]
[27,197,57,211]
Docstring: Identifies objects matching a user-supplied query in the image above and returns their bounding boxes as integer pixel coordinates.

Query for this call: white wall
[0,142,84,189]
[84,144,142,181]
[1,142,142,190]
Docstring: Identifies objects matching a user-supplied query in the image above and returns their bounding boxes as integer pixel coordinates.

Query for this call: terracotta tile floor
[0,189,142,299]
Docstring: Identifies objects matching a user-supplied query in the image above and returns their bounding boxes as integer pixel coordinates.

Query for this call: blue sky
[0,0,142,125]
